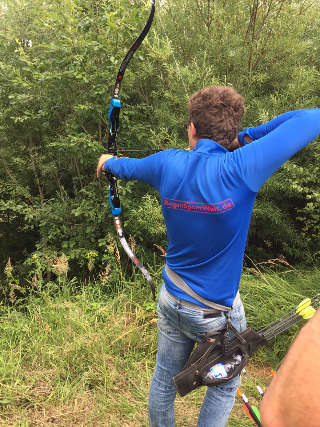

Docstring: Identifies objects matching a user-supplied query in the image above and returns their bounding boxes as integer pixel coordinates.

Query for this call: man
[97,86,320,426]
[260,308,320,427]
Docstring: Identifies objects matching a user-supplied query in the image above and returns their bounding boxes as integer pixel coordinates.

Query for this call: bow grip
[107,173,122,216]
[108,98,121,134]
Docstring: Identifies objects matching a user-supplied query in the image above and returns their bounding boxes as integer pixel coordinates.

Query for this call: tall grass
[0,266,319,425]
[240,262,320,365]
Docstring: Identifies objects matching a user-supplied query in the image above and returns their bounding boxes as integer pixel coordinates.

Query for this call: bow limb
[112,0,156,100]
[105,1,156,300]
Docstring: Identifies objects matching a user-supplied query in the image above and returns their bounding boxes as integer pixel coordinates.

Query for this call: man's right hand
[244,134,253,144]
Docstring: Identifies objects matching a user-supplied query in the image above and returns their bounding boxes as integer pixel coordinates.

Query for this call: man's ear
[189,122,197,138]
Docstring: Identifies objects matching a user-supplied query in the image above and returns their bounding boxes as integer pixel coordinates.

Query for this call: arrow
[237,388,262,426]
[296,297,316,319]
[256,385,264,398]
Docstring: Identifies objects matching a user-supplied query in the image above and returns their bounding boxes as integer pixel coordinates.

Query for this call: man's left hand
[97,154,114,178]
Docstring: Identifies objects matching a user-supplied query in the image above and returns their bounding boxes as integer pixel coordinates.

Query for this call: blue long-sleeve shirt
[104,109,320,307]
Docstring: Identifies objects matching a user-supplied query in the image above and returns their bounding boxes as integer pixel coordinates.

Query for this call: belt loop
[226,311,231,328]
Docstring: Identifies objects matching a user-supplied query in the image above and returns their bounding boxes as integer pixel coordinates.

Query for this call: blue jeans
[148,284,247,427]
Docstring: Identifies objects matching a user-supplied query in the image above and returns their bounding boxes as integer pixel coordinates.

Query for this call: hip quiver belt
[165,264,239,310]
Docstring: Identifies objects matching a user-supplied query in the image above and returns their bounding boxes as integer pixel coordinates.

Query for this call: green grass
[0,266,319,425]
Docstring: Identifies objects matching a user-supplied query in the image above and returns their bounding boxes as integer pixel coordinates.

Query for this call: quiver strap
[173,327,267,397]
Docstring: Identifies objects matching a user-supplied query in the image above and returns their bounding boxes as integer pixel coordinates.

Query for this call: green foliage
[0,0,320,290]
[0,0,161,287]
[126,192,166,247]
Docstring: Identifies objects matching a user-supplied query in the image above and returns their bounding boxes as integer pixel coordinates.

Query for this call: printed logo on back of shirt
[164,198,235,214]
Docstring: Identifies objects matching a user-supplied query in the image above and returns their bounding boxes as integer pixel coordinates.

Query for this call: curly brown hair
[187,86,245,150]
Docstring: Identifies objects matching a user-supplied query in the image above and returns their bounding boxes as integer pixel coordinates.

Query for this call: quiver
[173,327,267,397]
